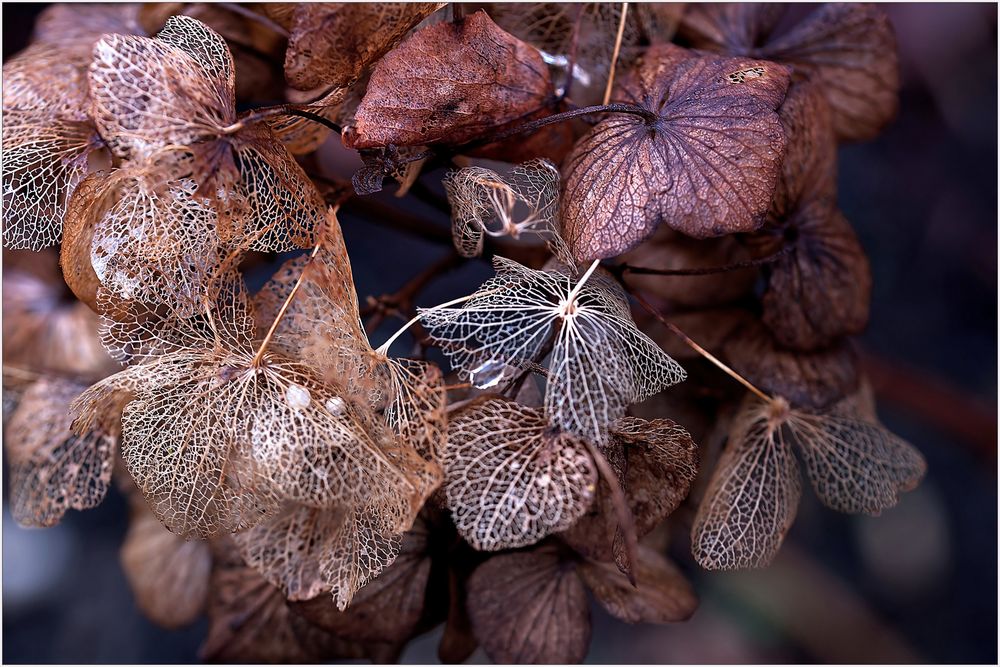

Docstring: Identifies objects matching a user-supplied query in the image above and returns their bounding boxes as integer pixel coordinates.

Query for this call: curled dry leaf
[741,80,869,350]
[200,540,368,663]
[748,204,872,351]
[561,417,698,564]
[277,2,443,90]
[88,16,324,251]
[466,546,591,664]
[724,319,860,410]
[578,546,698,624]
[443,159,560,258]
[561,43,791,261]
[421,256,685,444]
[121,498,211,628]
[445,397,598,551]
[291,517,432,641]
[691,394,802,570]
[679,3,900,142]
[348,10,553,149]
[5,377,118,528]
[693,391,926,569]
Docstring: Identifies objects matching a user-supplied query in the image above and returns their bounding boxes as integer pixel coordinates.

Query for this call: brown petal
[561,44,790,261]
[283,3,443,90]
[60,174,108,313]
[763,3,900,142]
[466,546,591,663]
[678,4,788,54]
[771,80,838,219]
[348,11,553,149]
[748,204,872,351]
[120,499,211,628]
[200,539,368,663]
[562,417,698,563]
[619,227,759,309]
[724,319,860,409]
[578,546,698,623]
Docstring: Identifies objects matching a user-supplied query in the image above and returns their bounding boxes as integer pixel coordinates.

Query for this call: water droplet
[470,359,508,389]
[324,396,346,415]
[285,383,311,411]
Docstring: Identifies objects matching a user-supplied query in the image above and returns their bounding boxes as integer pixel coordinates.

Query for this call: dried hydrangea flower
[421,256,685,444]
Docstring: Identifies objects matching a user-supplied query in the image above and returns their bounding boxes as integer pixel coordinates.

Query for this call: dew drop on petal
[285,383,311,410]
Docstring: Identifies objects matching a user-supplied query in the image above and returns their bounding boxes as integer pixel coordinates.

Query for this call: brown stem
[252,242,323,367]
[218,3,289,37]
[602,2,629,106]
[363,250,464,329]
[627,287,773,403]
[581,438,639,587]
[237,105,343,135]
[612,244,793,277]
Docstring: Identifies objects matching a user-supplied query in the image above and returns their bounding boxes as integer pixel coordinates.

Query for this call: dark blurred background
[3,3,997,664]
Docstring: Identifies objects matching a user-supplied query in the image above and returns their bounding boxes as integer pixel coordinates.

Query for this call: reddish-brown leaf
[748,204,872,350]
[280,3,443,90]
[561,43,791,261]
[348,11,553,149]
[724,319,860,410]
[466,546,591,664]
[680,3,900,142]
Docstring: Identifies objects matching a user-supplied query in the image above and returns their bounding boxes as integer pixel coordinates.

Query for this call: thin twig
[582,437,639,587]
[603,2,630,106]
[628,287,773,403]
[218,3,289,37]
[251,239,325,367]
[613,244,793,277]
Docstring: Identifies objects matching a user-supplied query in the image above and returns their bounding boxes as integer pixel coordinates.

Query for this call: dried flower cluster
[3,3,924,663]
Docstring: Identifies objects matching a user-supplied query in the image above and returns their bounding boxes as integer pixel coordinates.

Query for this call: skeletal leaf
[88,16,324,251]
[443,159,560,258]
[421,257,685,444]
[788,395,927,515]
[291,516,432,641]
[691,395,802,569]
[5,377,118,528]
[561,43,791,261]
[724,319,860,410]
[234,503,404,609]
[279,2,443,90]
[466,546,591,664]
[578,546,698,624]
[82,167,224,315]
[445,397,598,551]
[121,498,211,628]
[680,3,900,142]
[348,11,553,149]
[2,111,106,251]
[489,2,644,105]
[692,388,926,570]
